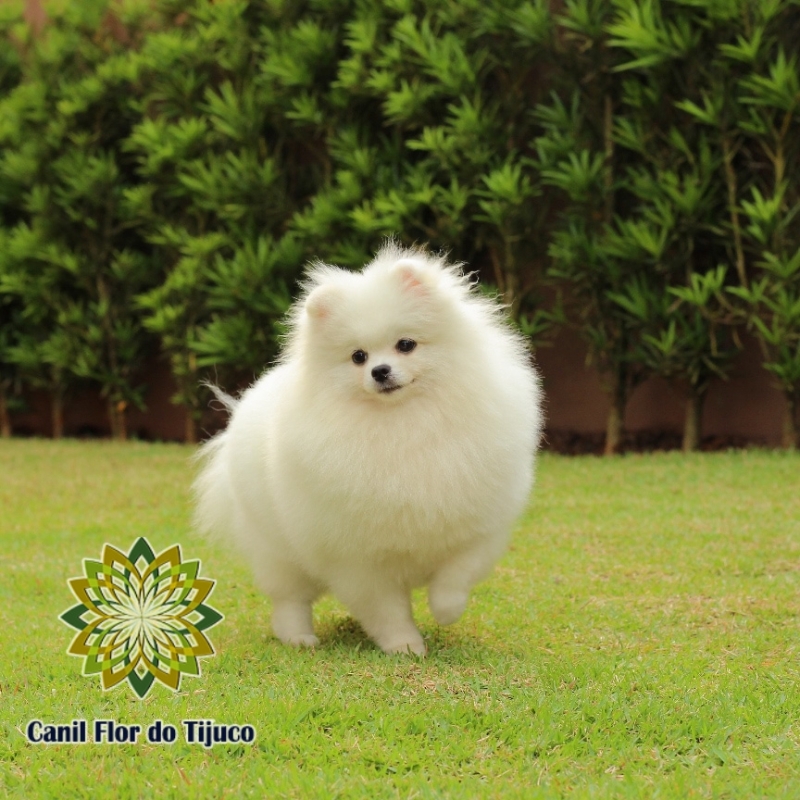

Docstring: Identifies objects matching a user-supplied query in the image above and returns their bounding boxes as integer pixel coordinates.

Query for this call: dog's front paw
[280,633,320,648]
[429,587,469,626]
[380,634,427,656]
[272,601,318,648]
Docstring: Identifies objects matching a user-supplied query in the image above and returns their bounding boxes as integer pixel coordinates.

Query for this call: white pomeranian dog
[194,242,542,655]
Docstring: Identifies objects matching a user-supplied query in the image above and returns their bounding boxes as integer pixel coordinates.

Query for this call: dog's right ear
[305,283,338,321]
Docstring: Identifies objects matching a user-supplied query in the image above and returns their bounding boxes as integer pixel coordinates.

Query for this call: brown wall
[12,358,196,442]
[10,332,787,449]
[536,329,784,450]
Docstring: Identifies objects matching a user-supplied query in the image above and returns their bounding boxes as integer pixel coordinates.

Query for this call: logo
[60,537,223,699]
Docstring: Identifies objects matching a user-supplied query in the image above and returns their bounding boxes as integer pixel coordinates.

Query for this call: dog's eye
[396,338,417,353]
[351,349,368,365]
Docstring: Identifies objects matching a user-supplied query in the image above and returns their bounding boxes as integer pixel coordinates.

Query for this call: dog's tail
[191,383,238,541]
[203,381,238,415]
[192,431,235,543]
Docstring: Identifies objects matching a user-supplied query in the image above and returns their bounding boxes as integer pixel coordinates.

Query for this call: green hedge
[0,0,798,449]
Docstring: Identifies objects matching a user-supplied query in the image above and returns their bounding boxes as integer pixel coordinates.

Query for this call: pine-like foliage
[125,0,305,442]
[535,0,800,451]
[294,0,560,336]
[0,3,24,437]
[0,0,798,448]
[0,0,155,439]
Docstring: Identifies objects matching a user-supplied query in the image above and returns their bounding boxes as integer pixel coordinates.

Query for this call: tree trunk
[185,412,197,445]
[118,404,128,441]
[503,269,519,314]
[682,389,706,453]
[51,391,64,439]
[603,92,615,224]
[722,134,747,289]
[782,392,798,450]
[108,399,117,438]
[0,387,10,438]
[604,376,626,455]
[108,399,128,441]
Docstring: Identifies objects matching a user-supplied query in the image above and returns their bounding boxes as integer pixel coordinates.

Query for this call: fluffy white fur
[193,243,542,655]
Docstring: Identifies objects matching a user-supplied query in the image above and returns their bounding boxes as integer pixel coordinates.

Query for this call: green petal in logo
[60,537,223,699]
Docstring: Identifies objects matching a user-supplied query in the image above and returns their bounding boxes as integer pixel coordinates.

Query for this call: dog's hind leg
[427,532,508,626]
[331,574,426,656]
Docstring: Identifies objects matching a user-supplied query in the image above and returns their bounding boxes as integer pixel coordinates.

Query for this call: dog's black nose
[371,364,391,383]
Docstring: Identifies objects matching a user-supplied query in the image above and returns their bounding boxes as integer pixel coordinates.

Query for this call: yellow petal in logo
[60,538,223,699]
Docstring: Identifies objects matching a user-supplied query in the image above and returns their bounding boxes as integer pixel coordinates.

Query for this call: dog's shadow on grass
[311,614,499,662]
[316,615,370,651]
[220,601,506,665]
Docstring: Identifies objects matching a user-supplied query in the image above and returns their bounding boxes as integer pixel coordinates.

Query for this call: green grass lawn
[1,440,799,798]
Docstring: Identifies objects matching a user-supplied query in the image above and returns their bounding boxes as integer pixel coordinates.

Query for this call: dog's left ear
[391,258,437,296]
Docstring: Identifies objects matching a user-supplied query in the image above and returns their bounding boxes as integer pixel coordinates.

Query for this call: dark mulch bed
[543,428,760,456]
[9,424,763,453]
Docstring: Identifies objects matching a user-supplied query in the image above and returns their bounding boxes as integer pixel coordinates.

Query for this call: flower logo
[60,537,223,699]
